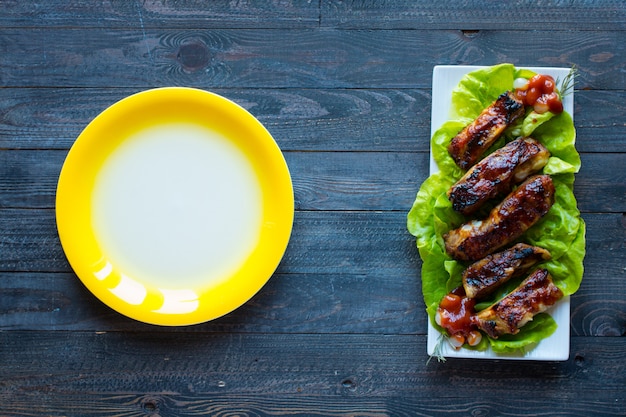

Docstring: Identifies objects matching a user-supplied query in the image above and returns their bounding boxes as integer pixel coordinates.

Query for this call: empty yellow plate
[56,87,294,326]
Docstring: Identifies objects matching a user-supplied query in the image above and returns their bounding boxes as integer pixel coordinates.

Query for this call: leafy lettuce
[407,63,585,353]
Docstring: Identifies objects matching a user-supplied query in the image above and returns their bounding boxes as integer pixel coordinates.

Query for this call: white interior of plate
[427,65,573,361]
[91,122,262,290]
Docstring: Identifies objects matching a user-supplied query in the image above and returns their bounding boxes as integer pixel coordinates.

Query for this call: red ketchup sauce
[436,287,481,348]
[515,74,564,114]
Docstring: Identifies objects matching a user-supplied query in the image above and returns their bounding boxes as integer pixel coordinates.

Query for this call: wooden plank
[0,270,426,334]
[0,0,319,29]
[0,150,623,213]
[0,28,624,89]
[6,0,625,31]
[1,88,624,153]
[0,332,624,416]
[322,0,626,30]
[1,392,625,417]
[0,87,431,152]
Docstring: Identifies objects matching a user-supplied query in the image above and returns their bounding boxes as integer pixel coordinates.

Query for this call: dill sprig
[427,333,448,364]
[556,66,578,98]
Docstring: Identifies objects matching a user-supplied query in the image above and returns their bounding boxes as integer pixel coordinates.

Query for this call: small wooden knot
[461,30,480,38]
[177,41,210,72]
[141,397,159,412]
[575,354,585,366]
[341,379,356,389]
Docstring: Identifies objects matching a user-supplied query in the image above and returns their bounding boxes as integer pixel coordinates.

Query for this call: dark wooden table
[1,1,625,416]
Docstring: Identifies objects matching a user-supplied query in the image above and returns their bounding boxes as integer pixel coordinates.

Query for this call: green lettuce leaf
[450,63,517,120]
[489,314,558,353]
[407,64,586,354]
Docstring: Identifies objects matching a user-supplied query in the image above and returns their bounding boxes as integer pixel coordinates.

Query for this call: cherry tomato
[439,293,461,310]
[525,87,541,106]
[515,73,563,114]
[528,74,556,94]
[437,288,477,337]
[545,91,563,113]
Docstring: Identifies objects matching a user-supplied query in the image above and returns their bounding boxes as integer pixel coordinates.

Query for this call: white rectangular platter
[427,65,574,361]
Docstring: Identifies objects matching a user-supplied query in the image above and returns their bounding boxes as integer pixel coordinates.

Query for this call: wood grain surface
[1,28,624,89]
[1,1,625,416]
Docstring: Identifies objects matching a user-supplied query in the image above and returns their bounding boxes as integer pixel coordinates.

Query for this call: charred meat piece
[472,268,563,338]
[462,243,551,299]
[448,91,525,170]
[448,137,550,215]
[444,175,555,261]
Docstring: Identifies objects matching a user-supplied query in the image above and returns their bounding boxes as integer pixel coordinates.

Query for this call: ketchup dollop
[436,287,482,348]
[515,74,564,114]
[437,287,475,334]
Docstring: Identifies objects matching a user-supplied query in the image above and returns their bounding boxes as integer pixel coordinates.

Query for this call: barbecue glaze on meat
[462,243,551,299]
[448,137,550,215]
[444,175,555,261]
[472,268,563,338]
[448,91,525,170]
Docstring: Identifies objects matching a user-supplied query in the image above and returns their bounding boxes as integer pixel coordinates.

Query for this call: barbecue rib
[448,137,550,215]
[448,91,525,170]
[444,175,555,261]
[472,268,563,338]
[462,243,551,299]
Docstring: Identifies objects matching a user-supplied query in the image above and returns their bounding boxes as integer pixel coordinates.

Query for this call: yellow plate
[56,87,294,326]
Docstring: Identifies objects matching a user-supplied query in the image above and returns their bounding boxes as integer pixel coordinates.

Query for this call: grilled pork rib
[448,137,550,215]
[448,91,525,170]
[472,268,563,338]
[462,243,551,299]
[444,175,555,261]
